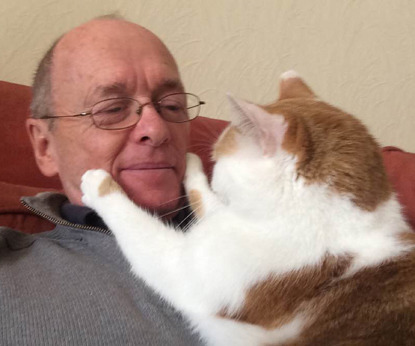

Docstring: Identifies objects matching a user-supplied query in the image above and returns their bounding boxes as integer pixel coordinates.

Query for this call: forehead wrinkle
[90,78,184,102]
[92,83,129,100]
[52,20,183,112]
[153,78,184,97]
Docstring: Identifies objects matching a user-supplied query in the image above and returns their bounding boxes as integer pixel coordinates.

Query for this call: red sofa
[1,80,414,233]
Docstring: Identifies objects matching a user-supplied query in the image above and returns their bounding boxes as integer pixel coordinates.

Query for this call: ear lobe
[26,118,59,177]
[278,70,316,100]
[226,94,287,156]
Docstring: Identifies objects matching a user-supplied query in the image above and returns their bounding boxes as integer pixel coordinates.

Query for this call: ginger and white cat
[81,71,415,345]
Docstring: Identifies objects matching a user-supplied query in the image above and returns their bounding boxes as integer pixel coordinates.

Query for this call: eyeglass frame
[39,92,206,130]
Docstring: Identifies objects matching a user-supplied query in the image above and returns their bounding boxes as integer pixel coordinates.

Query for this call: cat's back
[288,234,415,346]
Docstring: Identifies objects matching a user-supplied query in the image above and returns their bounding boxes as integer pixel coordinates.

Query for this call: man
[0,17,203,345]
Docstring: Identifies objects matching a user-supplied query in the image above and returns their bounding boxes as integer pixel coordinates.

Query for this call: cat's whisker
[182,205,210,232]
[157,192,210,219]
[158,203,193,219]
[176,205,202,230]
[182,218,197,233]
[156,194,188,208]
[157,189,212,220]
[178,197,217,232]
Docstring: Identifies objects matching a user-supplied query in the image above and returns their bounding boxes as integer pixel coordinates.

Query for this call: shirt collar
[60,202,194,230]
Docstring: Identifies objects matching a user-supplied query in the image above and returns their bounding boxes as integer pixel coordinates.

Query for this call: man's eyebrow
[155,79,185,95]
[91,79,184,101]
[94,83,128,98]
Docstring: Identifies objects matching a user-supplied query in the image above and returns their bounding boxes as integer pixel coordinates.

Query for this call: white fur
[81,145,411,345]
[197,314,306,346]
[81,100,412,345]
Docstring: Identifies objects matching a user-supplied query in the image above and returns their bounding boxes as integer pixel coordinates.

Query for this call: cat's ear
[278,70,315,100]
[227,94,287,156]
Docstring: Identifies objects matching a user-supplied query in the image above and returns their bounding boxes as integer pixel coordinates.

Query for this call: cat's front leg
[81,169,124,211]
[185,153,223,219]
[80,170,192,307]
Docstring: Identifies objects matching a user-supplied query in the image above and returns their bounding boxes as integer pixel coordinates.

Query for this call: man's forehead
[51,20,181,101]
[58,19,159,48]
[58,23,164,57]
[92,78,184,99]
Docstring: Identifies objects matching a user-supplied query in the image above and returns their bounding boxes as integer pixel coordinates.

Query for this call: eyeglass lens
[91,93,201,129]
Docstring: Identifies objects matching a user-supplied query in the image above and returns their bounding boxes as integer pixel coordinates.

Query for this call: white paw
[185,153,207,193]
[81,169,112,208]
[185,153,204,178]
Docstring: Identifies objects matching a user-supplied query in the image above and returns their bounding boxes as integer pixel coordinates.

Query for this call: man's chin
[118,173,183,217]
[129,191,183,219]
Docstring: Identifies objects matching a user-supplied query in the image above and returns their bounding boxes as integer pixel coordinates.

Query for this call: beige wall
[1,0,414,151]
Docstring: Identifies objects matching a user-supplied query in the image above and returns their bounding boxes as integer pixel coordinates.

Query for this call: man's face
[45,20,189,215]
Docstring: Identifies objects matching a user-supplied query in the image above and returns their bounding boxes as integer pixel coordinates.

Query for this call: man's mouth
[122,163,174,171]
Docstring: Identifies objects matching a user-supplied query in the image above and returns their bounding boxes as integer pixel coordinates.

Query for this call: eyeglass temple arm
[40,112,92,119]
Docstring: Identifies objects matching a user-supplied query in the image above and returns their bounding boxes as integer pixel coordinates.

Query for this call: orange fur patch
[265,99,392,211]
[220,249,415,345]
[212,126,240,161]
[98,175,123,197]
[293,250,415,345]
[219,254,352,331]
[188,189,205,218]
[398,231,415,247]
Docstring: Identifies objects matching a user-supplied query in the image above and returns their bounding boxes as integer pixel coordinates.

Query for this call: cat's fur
[81,71,415,346]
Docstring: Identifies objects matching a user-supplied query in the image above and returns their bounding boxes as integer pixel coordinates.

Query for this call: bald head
[51,19,180,116]
[58,18,167,49]
[54,19,176,71]
[31,18,180,120]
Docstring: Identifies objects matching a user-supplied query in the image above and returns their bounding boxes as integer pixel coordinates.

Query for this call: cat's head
[211,71,391,212]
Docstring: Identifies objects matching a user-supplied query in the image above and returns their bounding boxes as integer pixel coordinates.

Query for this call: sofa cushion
[0,181,56,232]
[382,146,415,230]
[0,81,61,189]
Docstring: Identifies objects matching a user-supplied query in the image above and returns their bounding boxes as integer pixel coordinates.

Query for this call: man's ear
[26,118,59,177]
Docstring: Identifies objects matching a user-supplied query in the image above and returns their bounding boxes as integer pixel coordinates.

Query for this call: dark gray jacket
[0,192,201,345]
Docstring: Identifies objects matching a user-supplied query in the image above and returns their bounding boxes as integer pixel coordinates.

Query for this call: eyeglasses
[40,92,205,130]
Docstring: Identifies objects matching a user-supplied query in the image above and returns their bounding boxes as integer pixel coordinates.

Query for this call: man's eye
[103,106,124,114]
[163,104,182,112]
[94,101,129,115]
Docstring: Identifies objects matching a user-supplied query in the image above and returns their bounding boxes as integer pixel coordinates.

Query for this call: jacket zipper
[20,199,112,236]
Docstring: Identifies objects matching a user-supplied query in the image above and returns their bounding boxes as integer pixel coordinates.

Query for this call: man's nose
[129,103,171,146]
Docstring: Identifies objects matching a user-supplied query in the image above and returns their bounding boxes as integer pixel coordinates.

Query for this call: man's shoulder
[0,226,37,251]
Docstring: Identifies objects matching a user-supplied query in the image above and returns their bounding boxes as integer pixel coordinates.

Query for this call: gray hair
[30,13,125,122]
[30,38,60,120]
